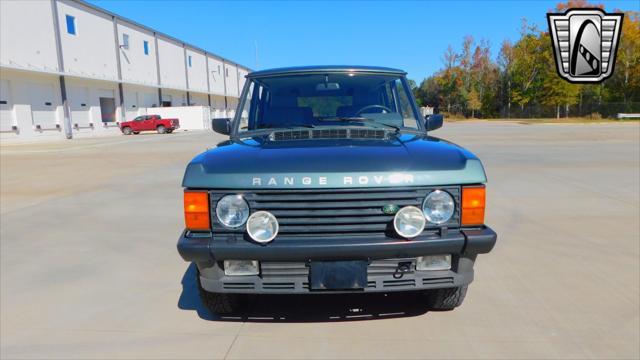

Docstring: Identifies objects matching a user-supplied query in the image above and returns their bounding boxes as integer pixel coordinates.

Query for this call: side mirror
[211,118,231,135]
[425,114,444,131]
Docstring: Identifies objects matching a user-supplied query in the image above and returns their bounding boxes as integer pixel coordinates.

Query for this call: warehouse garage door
[161,94,172,107]
[28,82,58,130]
[98,89,116,124]
[0,79,14,132]
[142,93,157,108]
[124,90,139,120]
[68,86,90,128]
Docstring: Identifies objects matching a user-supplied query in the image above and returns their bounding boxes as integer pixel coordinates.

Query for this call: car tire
[122,127,133,135]
[157,125,166,134]
[424,285,468,311]
[198,279,239,315]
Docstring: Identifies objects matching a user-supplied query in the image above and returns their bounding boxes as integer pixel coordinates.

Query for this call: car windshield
[235,73,421,133]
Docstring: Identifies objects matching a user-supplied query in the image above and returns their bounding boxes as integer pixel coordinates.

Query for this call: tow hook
[393,261,412,279]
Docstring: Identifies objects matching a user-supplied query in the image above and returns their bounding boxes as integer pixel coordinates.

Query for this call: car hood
[182,133,486,189]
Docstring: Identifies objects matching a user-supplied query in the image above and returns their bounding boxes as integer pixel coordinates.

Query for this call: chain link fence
[499,102,640,119]
[439,102,640,119]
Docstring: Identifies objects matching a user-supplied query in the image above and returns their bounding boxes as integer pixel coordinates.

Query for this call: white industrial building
[0,0,250,140]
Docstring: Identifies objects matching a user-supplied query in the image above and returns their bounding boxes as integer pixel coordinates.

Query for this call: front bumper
[177,227,496,294]
[178,227,496,262]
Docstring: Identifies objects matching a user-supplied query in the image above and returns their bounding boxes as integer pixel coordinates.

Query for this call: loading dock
[0,0,249,140]
[99,96,116,124]
[0,79,13,132]
[28,82,59,131]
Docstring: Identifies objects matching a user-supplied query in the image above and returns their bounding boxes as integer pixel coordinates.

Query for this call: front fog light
[246,211,279,243]
[393,206,426,238]
[416,255,451,271]
[224,260,259,276]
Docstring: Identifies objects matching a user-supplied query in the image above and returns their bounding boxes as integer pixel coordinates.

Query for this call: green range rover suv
[178,66,497,314]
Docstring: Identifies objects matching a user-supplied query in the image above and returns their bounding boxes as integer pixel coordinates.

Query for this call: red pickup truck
[120,115,180,135]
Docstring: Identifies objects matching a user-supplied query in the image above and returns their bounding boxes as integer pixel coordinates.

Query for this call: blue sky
[89,0,638,82]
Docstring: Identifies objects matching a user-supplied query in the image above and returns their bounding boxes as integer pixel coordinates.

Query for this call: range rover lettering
[177,66,497,314]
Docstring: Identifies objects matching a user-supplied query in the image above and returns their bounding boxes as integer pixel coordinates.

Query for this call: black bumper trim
[199,270,473,294]
[177,234,211,262]
[462,228,497,254]
[177,227,497,262]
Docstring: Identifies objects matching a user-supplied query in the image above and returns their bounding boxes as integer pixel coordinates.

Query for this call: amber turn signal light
[184,191,210,230]
[461,186,486,226]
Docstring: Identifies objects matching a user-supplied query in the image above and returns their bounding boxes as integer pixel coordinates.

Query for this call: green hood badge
[382,204,400,215]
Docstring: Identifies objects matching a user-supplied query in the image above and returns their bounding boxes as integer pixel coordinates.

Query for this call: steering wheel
[355,104,393,115]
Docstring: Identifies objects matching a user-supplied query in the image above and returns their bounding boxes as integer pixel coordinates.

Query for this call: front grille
[219,259,456,292]
[261,262,309,278]
[260,259,416,278]
[210,187,460,238]
[222,282,255,290]
[383,279,416,287]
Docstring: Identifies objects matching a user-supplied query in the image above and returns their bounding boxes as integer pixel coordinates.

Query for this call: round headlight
[246,211,279,243]
[393,206,426,239]
[422,190,455,225]
[216,194,250,228]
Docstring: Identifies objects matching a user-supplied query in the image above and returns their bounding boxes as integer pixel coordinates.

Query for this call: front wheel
[423,285,468,311]
[157,125,166,134]
[122,127,133,135]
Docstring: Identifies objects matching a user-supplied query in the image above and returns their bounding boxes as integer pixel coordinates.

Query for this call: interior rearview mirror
[316,82,340,91]
[211,118,231,135]
[425,114,444,131]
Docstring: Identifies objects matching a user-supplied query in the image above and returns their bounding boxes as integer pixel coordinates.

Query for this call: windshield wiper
[320,117,401,132]
[262,124,315,129]
[239,124,315,137]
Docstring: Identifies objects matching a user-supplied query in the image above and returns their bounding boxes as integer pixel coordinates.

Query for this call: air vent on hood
[313,128,347,139]
[271,130,311,141]
[349,128,387,139]
[270,127,388,141]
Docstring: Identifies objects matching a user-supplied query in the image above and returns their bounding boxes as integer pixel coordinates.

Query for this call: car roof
[247,65,406,78]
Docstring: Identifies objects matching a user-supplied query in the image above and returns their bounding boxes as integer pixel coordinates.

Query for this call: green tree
[540,26,581,118]
[471,39,500,117]
[510,20,546,110]
[417,76,441,108]
[414,0,638,119]
[437,45,463,114]
[603,11,640,104]
[498,40,514,117]
[467,88,482,118]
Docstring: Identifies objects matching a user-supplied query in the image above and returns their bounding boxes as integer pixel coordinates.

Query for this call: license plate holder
[309,260,367,290]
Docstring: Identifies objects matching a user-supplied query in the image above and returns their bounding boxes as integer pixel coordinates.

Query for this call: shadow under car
[177,263,431,322]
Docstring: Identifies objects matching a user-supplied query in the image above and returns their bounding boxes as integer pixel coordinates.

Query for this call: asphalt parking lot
[1,122,639,359]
